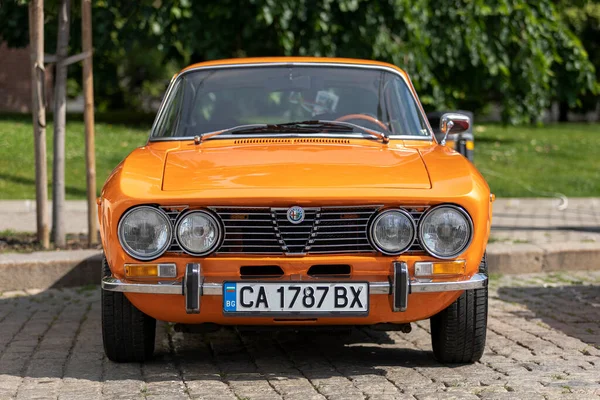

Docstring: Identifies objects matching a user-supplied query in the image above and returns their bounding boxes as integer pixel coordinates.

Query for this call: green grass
[0,113,150,199]
[474,123,600,197]
[0,114,599,199]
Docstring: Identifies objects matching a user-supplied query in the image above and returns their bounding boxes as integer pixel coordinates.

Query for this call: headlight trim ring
[368,208,417,256]
[117,205,173,261]
[418,204,474,260]
[174,209,223,256]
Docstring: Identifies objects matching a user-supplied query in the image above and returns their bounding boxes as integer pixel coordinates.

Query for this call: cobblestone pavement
[0,271,599,400]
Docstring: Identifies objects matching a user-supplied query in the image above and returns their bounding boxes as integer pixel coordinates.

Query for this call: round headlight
[419,205,473,259]
[369,209,416,255]
[118,206,172,260]
[175,210,221,255]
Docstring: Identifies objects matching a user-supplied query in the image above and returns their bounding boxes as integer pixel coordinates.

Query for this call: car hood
[161,142,431,191]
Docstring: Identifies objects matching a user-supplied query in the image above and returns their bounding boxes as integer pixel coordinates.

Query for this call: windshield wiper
[195,123,323,143]
[195,120,389,144]
[277,120,389,143]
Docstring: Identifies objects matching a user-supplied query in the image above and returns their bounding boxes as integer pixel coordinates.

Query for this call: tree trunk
[28,0,50,249]
[558,101,569,122]
[82,0,98,246]
[52,0,71,248]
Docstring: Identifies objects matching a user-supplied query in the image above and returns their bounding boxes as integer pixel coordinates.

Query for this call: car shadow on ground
[496,284,600,348]
[148,322,452,380]
[0,288,454,385]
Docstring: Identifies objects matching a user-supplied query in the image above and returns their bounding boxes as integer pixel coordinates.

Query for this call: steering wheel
[335,113,389,132]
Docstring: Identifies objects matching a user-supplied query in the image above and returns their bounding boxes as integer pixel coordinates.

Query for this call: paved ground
[0,201,90,237]
[0,271,598,399]
[2,198,599,246]
[490,198,600,245]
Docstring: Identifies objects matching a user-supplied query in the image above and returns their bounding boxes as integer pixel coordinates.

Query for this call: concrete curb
[487,241,600,274]
[0,250,102,291]
[1,242,599,291]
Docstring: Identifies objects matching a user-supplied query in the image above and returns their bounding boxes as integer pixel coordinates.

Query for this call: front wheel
[430,252,488,363]
[430,287,488,363]
[101,256,156,362]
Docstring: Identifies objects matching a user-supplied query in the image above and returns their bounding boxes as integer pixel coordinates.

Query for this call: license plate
[223,282,369,316]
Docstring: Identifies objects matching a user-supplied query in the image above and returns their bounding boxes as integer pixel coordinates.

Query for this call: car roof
[178,57,409,79]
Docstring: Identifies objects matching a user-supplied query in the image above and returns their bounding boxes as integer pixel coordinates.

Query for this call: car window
[152,65,430,138]
[154,80,183,137]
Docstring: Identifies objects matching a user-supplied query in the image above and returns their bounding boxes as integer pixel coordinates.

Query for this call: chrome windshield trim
[149,61,434,141]
[149,134,434,142]
[149,74,179,140]
[101,274,487,296]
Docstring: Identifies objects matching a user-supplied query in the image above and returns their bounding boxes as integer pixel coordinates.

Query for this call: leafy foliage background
[1,0,597,123]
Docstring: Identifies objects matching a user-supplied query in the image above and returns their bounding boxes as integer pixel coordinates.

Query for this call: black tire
[478,251,488,275]
[430,253,488,363]
[101,255,156,362]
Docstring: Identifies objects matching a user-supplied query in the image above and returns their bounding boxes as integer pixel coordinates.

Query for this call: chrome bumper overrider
[101,262,488,314]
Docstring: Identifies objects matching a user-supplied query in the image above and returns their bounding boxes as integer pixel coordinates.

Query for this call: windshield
[151,65,430,139]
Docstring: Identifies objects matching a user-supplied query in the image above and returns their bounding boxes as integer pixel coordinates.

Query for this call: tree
[1,0,597,124]
[28,0,50,249]
[51,0,71,247]
[554,0,600,120]
[127,0,600,124]
[82,0,98,246]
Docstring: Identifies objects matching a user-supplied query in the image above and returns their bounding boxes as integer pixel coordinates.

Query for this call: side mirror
[440,113,470,145]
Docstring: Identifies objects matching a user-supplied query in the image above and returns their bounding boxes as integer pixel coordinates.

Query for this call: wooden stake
[52,0,71,248]
[82,0,98,246]
[28,0,50,249]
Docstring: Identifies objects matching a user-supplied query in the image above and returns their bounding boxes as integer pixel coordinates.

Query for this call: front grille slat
[308,248,374,254]
[219,244,283,248]
[277,229,314,233]
[223,229,273,236]
[222,239,280,243]
[222,225,273,229]
[161,205,429,255]
[315,230,366,235]
[310,236,368,241]
[319,210,374,214]
[221,218,273,222]
[309,243,374,248]
[317,224,370,228]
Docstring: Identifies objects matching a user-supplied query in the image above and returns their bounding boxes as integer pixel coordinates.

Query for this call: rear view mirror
[266,75,312,91]
[440,113,470,145]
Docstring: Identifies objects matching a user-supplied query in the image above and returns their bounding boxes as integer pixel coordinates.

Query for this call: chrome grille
[308,207,378,254]
[160,205,188,252]
[216,208,282,254]
[272,207,319,254]
[160,205,429,255]
[407,208,427,253]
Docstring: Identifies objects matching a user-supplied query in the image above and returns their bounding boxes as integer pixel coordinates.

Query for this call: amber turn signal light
[125,263,177,278]
[414,260,466,277]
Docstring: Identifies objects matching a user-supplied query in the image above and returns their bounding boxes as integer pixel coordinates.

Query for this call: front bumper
[101,262,488,314]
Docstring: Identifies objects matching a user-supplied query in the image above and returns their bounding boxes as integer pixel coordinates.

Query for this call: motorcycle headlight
[419,205,473,259]
[176,210,221,255]
[369,209,416,255]
[118,206,172,260]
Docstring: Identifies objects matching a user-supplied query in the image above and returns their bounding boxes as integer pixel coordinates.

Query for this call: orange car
[100,57,491,363]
